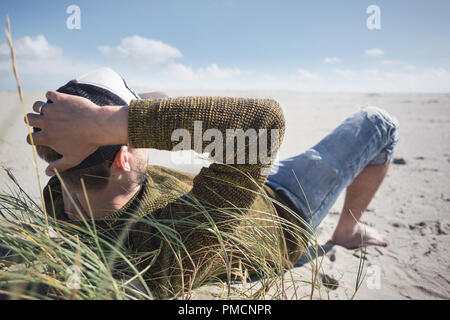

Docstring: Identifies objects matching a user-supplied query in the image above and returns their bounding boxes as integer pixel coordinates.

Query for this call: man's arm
[28,91,285,186]
[126,96,285,296]
[29,92,285,296]
[126,96,285,209]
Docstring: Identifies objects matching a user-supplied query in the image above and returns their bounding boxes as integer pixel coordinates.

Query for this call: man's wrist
[97,105,129,146]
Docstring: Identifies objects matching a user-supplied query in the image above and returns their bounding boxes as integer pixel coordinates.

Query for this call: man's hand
[26,91,128,176]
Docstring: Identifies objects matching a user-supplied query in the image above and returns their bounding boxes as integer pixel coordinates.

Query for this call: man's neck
[62,182,141,220]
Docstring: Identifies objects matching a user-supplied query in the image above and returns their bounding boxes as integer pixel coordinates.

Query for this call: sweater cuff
[127,99,157,149]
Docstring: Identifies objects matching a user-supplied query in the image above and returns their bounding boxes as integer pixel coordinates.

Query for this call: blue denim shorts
[265,106,399,229]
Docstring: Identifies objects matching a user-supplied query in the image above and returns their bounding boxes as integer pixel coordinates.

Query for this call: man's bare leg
[331,164,390,249]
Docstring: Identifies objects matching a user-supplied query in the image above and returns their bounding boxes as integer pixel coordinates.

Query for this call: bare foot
[331,224,389,249]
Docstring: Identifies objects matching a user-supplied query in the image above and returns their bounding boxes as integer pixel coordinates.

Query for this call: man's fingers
[24,113,45,128]
[45,90,60,103]
[46,158,74,177]
[26,131,47,146]
[32,100,46,113]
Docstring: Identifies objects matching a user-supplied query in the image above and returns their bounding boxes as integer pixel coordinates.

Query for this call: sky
[0,0,449,92]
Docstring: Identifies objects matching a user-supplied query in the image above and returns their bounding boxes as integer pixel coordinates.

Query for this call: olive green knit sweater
[43,97,306,298]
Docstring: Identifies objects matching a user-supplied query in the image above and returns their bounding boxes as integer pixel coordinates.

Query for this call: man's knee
[361,106,399,133]
[361,106,400,165]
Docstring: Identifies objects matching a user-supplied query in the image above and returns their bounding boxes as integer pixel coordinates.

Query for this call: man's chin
[36,145,61,163]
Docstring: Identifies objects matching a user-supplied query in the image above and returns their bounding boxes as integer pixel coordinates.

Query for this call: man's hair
[36,80,131,191]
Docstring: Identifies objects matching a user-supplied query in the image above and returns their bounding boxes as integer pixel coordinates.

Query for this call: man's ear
[113,145,131,172]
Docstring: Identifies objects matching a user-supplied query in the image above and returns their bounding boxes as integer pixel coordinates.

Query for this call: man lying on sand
[24,68,398,297]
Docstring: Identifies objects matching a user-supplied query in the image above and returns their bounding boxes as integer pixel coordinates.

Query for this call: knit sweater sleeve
[127,97,285,297]
[128,97,285,208]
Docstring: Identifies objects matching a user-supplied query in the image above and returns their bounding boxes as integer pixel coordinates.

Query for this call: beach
[1,90,449,299]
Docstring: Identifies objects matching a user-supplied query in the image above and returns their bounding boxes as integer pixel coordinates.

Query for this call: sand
[1,90,449,299]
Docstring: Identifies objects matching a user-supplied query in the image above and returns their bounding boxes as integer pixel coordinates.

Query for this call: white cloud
[297,68,320,81]
[365,48,385,57]
[1,34,448,92]
[198,63,241,79]
[324,57,341,64]
[381,60,402,66]
[381,60,416,71]
[364,68,383,81]
[166,63,196,81]
[165,63,242,84]
[360,67,450,91]
[98,35,183,68]
[0,34,61,60]
[404,65,417,72]
[97,35,241,88]
[0,33,244,90]
[422,67,449,79]
[0,34,90,77]
[335,69,356,80]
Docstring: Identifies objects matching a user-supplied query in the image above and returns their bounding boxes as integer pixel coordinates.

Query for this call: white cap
[75,67,139,105]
